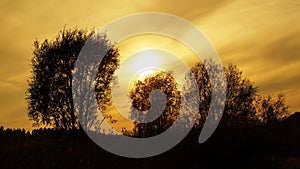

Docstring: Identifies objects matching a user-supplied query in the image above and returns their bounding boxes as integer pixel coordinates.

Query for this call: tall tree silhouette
[128,71,181,137]
[223,63,258,127]
[184,60,290,128]
[26,28,119,130]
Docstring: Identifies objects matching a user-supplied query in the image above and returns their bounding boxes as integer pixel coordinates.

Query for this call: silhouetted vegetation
[128,60,290,137]
[189,61,289,128]
[2,27,296,168]
[129,71,181,137]
[26,28,120,130]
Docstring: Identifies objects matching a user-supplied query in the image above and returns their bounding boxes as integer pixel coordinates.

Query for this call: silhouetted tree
[26,28,119,130]
[183,60,224,127]
[223,63,258,127]
[128,60,290,137]
[129,71,181,137]
[185,60,289,128]
[257,93,289,124]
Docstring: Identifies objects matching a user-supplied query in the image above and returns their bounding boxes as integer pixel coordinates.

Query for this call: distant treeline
[0,112,300,169]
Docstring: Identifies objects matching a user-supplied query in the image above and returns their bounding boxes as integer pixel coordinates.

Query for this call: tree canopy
[128,60,290,137]
[26,28,120,130]
[185,60,290,128]
[128,71,181,137]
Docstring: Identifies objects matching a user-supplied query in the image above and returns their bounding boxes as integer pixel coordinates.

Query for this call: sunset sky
[0,0,299,130]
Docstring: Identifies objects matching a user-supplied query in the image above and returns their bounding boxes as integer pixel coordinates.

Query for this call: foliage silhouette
[0,19,291,168]
[256,93,290,124]
[184,61,258,128]
[128,71,181,137]
[20,27,294,168]
[26,28,120,130]
[185,60,290,128]
[128,60,290,137]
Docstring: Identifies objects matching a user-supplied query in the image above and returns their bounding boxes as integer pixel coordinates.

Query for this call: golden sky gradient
[0,0,299,130]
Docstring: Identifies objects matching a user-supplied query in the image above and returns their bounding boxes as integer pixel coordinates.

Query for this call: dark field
[1,113,300,169]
